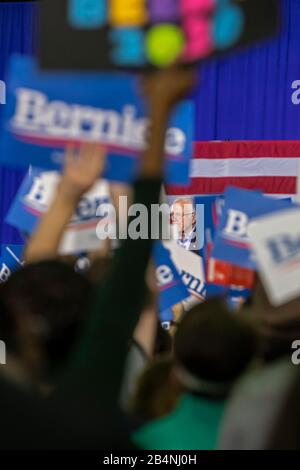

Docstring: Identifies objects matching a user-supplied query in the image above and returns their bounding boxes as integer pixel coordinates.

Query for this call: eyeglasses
[171,212,194,221]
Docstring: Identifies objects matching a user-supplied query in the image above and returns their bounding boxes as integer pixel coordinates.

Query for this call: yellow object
[146,24,185,67]
[110,0,148,27]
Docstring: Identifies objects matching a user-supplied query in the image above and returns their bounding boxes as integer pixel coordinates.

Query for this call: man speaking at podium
[171,198,198,252]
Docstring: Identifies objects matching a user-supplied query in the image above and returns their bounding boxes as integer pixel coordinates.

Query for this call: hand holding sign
[6,169,111,256]
[25,143,107,262]
[0,56,194,186]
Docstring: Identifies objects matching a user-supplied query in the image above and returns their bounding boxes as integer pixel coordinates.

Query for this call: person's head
[131,357,183,421]
[173,298,258,398]
[0,260,93,382]
[241,278,300,363]
[171,198,196,237]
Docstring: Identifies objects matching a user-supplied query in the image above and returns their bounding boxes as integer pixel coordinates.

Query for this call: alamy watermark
[0,340,6,365]
[291,340,300,365]
[95,198,205,251]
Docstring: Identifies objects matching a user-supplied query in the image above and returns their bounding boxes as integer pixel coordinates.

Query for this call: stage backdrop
[0,1,37,244]
[1,0,300,244]
[195,0,300,140]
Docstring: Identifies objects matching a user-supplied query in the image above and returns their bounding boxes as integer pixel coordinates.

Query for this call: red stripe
[166,176,297,195]
[67,219,99,231]
[159,280,182,292]
[13,133,184,161]
[14,133,140,158]
[194,141,300,159]
[225,238,251,249]
[23,204,43,217]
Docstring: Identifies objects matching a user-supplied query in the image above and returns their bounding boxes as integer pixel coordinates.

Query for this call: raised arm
[61,68,196,407]
[24,143,106,263]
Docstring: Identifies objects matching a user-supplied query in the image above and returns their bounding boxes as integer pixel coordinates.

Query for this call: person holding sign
[0,66,196,450]
[25,143,107,263]
[46,65,197,445]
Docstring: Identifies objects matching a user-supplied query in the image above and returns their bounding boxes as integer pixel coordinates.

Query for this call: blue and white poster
[248,207,300,306]
[212,187,295,270]
[154,241,189,313]
[0,55,194,185]
[6,168,112,254]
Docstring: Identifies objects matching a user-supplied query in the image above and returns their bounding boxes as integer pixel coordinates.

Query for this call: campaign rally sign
[164,239,206,301]
[211,187,294,270]
[167,194,224,256]
[0,55,193,185]
[40,0,279,70]
[6,168,111,255]
[248,207,300,306]
[154,241,189,312]
[207,256,255,289]
[0,244,24,283]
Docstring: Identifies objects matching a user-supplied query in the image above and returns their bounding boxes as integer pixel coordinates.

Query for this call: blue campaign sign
[0,244,24,283]
[193,195,224,253]
[153,241,189,312]
[6,168,111,237]
[6,168,42,234]
[212,187,295,270]
[0,55,193,185]
[160,308,174,324]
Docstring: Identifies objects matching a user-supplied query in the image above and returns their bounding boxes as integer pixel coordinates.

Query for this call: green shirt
[134,394,225,450]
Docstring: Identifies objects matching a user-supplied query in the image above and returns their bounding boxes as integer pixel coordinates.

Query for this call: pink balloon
[182,15,214,60]
[180,0,216,15]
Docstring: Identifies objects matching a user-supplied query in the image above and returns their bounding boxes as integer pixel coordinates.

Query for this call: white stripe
[190,158,300,178]
[5,247,24,266]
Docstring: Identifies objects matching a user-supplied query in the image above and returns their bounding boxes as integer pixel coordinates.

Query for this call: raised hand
[60,143,106,202]
[25,143,106,263]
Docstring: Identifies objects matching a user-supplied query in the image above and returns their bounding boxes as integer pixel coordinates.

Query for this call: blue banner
[0,55,194,185]
[6,168,110,236]
[6,168,42,234]
[153,241,189,312]
[212,187,294,269]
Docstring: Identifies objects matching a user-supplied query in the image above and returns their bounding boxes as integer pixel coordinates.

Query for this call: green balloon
[146,24,185,67]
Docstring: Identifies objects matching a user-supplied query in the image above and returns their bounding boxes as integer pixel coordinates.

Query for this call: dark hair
[174,298,258,384]
[241,279,300,363]
[0,260,93,374]
[131,357,182,421]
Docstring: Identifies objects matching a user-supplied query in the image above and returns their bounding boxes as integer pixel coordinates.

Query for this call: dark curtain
[0,2,37,244]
